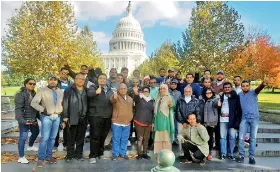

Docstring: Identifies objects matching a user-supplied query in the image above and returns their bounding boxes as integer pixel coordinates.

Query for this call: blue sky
[2,1,280,56]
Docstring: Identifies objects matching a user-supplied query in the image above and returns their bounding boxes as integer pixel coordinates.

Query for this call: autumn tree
[177,1,244,71]
[226,35,280,91]
[137,42,179,77]
[2,1,103,78]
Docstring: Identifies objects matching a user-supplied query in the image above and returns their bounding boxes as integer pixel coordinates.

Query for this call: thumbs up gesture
[133,86,139,95]
[113,92,118,99]
[96,86,102,95]
[168,96,172,107]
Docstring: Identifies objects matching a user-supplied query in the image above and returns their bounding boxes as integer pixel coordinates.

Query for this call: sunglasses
[62,72,69,75]
[28,83,36,86]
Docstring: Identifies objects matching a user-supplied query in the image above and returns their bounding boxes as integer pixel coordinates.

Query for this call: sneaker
[89,158,96,164]
[220,154,226,160]
[18,156,29,164]
[142,154,151,160]
[36,161,44,168]
[45,157,57,164]
[229,156,236,161]
[112,156,118,161]
[52,147,58,152]
[65,158,72,163]
[200,159,206,165]
[120,155,129,160]
[27,146,38,151]
[136,154,142,160]
[76,157,85,161]
[98,155,106,159]
[127,140,131,147]
[237,156,244,163]
[207,155,213,161]
[249,157,256,165]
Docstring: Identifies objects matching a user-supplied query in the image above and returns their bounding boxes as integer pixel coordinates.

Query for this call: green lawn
[1,87,21,96]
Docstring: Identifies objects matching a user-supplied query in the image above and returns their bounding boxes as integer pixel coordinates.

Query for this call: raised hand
[133,87,139,95]
[113,92,118,99]
[218,99,222,107]
[96,86,102,95]
[168,96,172,107]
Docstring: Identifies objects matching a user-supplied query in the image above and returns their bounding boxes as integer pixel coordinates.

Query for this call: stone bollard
[1,96,11,112]
[151,149,181,172]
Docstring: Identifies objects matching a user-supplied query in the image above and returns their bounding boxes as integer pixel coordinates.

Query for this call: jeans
[238,118,259,157]
[88,117,111,158]
[220,122,237,156]
[112,124,131,157]
[38,115,60,161]
[18,123,40,157]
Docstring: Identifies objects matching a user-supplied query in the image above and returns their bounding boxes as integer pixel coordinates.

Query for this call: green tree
[137,41,179,77]
[2,2,103,78]
[179,2,244,71]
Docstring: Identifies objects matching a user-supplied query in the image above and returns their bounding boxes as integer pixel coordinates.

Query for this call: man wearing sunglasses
[53,67,74,152]
[15,78,40,164]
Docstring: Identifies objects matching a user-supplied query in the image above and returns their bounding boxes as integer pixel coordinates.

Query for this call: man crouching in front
[178,112,209,165]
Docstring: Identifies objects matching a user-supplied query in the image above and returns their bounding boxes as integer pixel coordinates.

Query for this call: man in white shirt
[233,76,242,94]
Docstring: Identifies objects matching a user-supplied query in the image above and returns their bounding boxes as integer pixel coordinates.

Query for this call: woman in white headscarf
[152,84,175,155]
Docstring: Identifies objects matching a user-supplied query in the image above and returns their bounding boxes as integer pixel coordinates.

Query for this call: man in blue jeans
[31,74,63,168]
[15,78,40,164]
[237,80,267,164]
[110,83,134,160]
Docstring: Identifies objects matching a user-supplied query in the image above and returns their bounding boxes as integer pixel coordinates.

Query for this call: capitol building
[101,2,148,75]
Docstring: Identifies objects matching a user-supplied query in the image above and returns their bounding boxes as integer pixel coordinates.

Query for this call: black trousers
[88,116,111,158]
[54,128,68,148]
[206,126,215,153]
[182,142,205,161]
[65,118,87,159]
[215,124,220,149]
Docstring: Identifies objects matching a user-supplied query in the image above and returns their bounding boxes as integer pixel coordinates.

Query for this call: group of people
[15,65,267,168]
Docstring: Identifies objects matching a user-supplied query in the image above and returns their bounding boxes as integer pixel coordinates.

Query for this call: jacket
[179,83,202,99]
[111,94,134,125]
[178,125,210,157]
[15,88,39,124]
[63,84,88,125]
[134,95,154,125]
[87,85,114,118]
[175,96,201,124]
[31,86,63,115]
[169,89,181,104]
[220,90,242,129]
[201,98,219,126]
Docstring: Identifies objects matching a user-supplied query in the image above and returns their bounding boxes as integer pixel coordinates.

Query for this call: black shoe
[76,157,85,161]
[177,156,185,161]
[120,155,129,160]
[200,159,206,165]
[249,157,256,165]
[142,154,151,160]
[220,154,226,160]
[228,156,236,161]
[237,156,244,163]
[136,154,142,160]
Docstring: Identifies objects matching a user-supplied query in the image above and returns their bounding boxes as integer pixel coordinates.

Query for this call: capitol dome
[109,1,147,54]
[102,1,148,76]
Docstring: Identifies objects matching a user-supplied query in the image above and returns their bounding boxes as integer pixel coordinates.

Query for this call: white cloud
[93,31,111,52]
[1,1,23,36]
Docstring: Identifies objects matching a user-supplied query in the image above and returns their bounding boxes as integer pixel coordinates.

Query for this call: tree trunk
[272,87,275,93]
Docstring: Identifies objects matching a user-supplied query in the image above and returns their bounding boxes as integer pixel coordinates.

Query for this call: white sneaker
[89,158,96,164]
[127,140,131,147]
[18,156,29,164]
[27,146,39,151]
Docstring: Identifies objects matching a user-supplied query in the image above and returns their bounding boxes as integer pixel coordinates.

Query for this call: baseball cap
[216,70,224,75]
[168,68,175,73]
[171,79,178,84]
[48,74,58,80]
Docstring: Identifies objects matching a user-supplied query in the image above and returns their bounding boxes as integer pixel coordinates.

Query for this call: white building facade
[101,2,148,75]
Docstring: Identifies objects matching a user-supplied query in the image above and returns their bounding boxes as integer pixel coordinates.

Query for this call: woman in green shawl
[152,84,175,155]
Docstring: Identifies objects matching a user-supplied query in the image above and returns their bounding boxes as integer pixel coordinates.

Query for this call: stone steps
[256,133,280,143]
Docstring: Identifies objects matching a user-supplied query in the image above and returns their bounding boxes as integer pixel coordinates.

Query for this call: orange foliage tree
[226,35,280,89]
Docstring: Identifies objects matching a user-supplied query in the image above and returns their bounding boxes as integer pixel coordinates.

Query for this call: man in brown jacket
[110,83,133,161]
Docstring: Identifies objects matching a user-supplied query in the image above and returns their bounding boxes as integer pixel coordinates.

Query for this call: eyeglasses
[28,83,36,86]
[143,91,149,93]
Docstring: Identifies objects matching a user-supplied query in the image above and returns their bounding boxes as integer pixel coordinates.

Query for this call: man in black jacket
[63,74,88,162]
[87,73,114,164]
[219,82,241,160]
[15,78,40,164]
